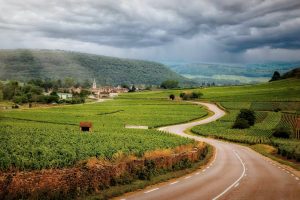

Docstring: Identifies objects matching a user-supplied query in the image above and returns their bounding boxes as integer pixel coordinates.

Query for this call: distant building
[90,79,129,99]
[57,93,73,100]
[80,121,92,132]
[70,87,82,94]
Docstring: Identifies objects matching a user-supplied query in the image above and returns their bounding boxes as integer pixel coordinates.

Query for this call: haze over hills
[163,62,300,85]
[0,49,193,86]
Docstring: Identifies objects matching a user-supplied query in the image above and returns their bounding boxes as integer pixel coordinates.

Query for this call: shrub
[269,71,281,82]
[237,109,256,126]
[232,109,256,129]
[272,126,291,138]
[274,108,281,112]
[191,92,203,99]
[179,93,185,98]
[232,118,250,129]
[169,94,175,100]
[179,92,203,100]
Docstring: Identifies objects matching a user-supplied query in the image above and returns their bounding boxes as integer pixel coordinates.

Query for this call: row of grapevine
[0,99,205,171]
[250,102,300,111]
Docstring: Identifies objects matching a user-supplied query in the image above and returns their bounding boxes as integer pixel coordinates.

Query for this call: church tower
[92,78,97,89]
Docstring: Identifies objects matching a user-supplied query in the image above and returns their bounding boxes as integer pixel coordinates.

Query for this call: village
[49,79,130,101]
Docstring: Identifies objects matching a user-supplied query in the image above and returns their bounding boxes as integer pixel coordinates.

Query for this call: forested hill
[0,49,192,86]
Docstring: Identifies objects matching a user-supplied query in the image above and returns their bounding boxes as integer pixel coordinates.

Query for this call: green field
[120,78,300,102]
[0,99,207,170]
[120,78,300,162]
[1,78,300,171]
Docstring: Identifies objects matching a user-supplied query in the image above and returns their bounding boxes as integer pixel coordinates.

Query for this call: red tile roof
[80,122,93,128]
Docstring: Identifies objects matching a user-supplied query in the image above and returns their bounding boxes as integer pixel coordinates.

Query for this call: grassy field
[0,99,207,170]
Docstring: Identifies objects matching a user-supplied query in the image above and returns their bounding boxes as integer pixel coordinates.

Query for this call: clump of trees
[272,126,291,138]
[160,80,179,89]
[128,85,137,92]
[0,79,91,105]
[269,71,281,82]
[179,92,203,100]
[232,109,256,129]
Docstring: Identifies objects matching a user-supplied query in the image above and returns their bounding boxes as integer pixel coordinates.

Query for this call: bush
[169,94,175,100]
[272,127,291,138]
[274,108,281,112]
[237,109,256,126]
[232,118,250,129]
[13,95,28,104]
[179,92,203,100]
[191,92,203,99]
[269,71,281,82]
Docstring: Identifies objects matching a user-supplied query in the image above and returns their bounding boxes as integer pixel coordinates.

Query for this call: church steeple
[92,78,97,89]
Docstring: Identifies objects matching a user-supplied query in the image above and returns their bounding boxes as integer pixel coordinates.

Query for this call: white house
[57,93,73,100]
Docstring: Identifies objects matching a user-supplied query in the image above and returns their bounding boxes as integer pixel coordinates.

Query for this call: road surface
[118,102,300,200]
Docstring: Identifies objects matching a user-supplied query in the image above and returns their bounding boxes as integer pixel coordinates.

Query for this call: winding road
[119,102,300,200]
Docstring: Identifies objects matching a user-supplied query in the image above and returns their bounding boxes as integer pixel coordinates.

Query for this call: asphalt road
[118,102,300,200]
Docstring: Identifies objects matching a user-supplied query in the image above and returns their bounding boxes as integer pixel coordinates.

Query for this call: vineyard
[192,102,300,162]
[120,78,300,102]
[119,79,300,163]
[0,99,207,170]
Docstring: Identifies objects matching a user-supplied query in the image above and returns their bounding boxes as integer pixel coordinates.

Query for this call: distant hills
[163,62,300,85]
[0,49,192,86]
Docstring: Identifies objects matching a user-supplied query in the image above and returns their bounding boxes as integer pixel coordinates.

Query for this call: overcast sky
[0,0,300,63]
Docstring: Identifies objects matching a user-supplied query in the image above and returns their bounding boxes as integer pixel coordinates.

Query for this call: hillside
[120,78,300,102]
[0,49,192,86]
[282,67,300,79]
[163,61,300,84]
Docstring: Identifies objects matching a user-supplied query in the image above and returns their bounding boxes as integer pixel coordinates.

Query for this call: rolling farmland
[121,78,300,164]
[0,99,207,170]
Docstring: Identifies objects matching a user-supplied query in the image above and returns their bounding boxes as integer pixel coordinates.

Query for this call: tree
[191,92,203,99]
[179,92,203,100]
[160,80,179,89]
[121,84,130,89]
[232,109,256,129]
[269,71,281,82]
[237,109,256,126]
[272,126,291,138]
[169,94,175,100]
[129,85,137,92]
[179,93,185,98]
[232,118,250,129]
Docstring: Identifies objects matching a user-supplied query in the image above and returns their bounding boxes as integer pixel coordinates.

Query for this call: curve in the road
[119,102,300,200]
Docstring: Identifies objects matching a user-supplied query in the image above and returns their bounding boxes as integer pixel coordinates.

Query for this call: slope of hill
[163,61,300,84]
[282,67,300,79]
[0,49,192,86]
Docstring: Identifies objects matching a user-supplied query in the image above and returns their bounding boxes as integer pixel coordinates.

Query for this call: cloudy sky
[0,0,300,63]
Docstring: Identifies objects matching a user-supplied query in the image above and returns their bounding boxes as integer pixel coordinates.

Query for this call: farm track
[119,102,300,200]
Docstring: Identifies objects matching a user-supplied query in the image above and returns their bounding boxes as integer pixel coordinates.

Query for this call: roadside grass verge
[82,145,214,200]
[251,144,300,171]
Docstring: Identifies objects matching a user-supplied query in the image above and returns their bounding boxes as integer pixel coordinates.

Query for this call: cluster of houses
[48,79,129,100]
[89,79,129,99]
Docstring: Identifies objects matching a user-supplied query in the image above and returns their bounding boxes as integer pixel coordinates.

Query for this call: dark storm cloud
[0,0,300,52]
